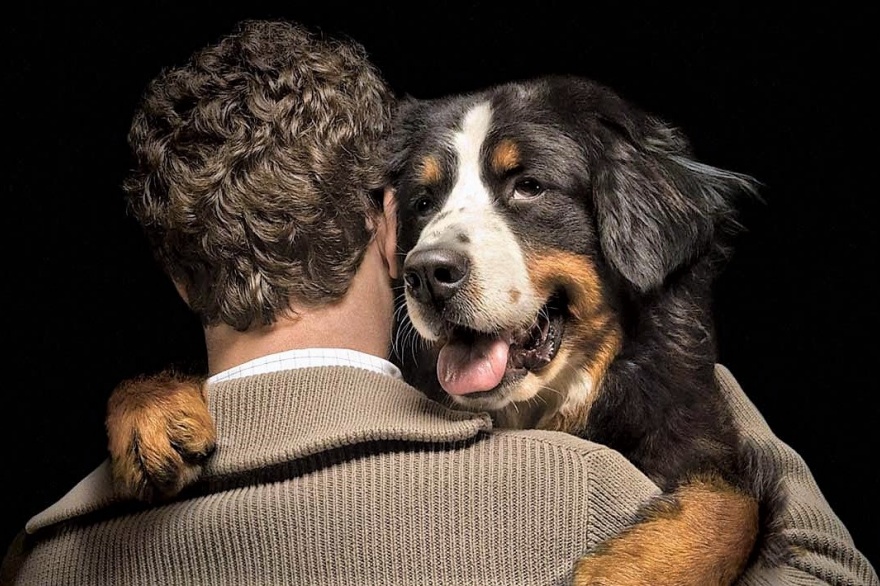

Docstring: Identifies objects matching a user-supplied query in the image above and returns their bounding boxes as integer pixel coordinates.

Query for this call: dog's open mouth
[435,294,566,396]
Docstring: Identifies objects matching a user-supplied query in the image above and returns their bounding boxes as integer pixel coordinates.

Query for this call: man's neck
[204,316,386,376]
[203,248,395,376]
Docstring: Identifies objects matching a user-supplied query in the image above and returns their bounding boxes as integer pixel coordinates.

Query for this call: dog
[384,75,786,584]
[106,75,785,585]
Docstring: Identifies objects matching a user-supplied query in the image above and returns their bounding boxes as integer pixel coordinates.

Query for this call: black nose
[403,248,470,304]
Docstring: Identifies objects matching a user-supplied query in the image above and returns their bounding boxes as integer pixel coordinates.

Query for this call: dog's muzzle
[403,244,566,399]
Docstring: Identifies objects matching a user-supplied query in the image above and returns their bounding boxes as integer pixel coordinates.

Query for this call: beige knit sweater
[3,365,877,585]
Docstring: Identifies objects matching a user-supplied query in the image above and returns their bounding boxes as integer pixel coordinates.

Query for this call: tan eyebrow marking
[419,155,443,185]
[491,138,521,175]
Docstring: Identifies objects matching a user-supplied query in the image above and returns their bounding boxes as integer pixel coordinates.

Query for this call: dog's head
[387,76,755,425]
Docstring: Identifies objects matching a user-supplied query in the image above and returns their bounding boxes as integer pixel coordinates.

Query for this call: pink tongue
[437,335,510,395]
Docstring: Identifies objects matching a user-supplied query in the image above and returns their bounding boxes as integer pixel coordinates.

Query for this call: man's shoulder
[23,460,122,535]
[470,427,660,494]
[485,427,621,457]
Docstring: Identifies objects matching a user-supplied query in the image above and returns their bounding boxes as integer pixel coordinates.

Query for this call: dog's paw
[106,371,215,503]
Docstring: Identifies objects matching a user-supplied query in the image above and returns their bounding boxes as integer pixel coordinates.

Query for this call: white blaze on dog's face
[406,102,543,339]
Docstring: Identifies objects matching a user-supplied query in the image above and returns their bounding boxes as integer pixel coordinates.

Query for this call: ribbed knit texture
[717,365,878,586]
[10,367,658,585]
[6,365,877,585]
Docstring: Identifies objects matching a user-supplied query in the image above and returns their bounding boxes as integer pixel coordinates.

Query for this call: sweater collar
[202,366,492,476]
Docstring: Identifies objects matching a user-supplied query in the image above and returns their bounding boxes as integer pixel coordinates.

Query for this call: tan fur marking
[573,476,760,586]
[491,138,520,174]
[525,249,622,433]
[419,155,442,185]
[106,371,215,502]
[508,288,521,303]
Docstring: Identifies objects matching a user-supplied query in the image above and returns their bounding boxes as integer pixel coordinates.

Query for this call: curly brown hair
[124,19,395,331]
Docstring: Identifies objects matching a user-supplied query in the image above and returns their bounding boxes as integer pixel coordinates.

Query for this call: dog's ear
[592,115,757,292]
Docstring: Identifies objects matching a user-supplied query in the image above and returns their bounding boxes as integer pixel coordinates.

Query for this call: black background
[4,2,877,568]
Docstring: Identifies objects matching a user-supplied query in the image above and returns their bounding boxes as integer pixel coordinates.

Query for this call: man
[3,18,876,586]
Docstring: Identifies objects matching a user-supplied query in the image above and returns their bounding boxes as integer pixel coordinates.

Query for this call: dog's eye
[512,178,545,200]
[413,195,436,216]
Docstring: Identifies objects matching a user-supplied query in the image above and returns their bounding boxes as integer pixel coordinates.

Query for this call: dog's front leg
[572,475,759,586]
[106,371,215,502]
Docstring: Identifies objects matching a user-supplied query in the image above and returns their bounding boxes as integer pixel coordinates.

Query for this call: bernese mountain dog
[106,75,786,585]
[386,75,785,585]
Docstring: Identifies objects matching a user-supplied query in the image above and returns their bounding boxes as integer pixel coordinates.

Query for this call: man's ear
[376,186,399,280]
[172,280,190,306]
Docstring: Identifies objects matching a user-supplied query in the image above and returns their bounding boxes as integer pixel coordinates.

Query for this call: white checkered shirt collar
[207,347,404,385]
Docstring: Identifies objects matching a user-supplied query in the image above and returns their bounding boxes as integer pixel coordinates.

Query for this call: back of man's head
[124,19,395,331]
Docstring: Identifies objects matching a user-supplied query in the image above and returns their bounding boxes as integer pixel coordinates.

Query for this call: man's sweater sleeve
[717,364,878,586]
